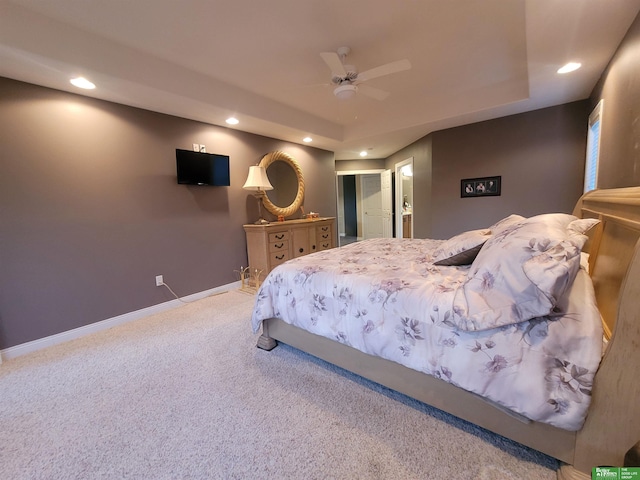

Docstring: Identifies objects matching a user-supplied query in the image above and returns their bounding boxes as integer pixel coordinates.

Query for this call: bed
[251,186,640,479]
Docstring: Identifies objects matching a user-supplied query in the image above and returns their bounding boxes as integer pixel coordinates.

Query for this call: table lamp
[243,165,274,224]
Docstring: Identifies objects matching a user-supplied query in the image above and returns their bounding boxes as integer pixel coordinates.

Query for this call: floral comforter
[251,238,603,431]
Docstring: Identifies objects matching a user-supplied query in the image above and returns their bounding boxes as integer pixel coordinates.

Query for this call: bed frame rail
[263,317,578,462]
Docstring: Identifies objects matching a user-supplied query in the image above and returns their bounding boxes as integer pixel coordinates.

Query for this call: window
[584,100,603,193]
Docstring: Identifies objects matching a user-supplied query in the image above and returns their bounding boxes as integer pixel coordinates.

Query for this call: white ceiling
[1,0,639,160]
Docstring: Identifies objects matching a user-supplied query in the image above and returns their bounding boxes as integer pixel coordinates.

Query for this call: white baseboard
[0,281,241,362]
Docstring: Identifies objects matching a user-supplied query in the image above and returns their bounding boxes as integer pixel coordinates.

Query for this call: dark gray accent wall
[0,77,335,349]
[429,102,589,238]
[385,103,589,239]
[590,12,640,188]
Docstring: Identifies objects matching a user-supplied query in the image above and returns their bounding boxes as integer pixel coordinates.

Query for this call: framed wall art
[461,176,501,198]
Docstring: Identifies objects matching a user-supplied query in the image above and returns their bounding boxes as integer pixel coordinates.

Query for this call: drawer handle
[274,243,284,249]
[321,227,329,231]
[322,234,329,239]
[275,254,285,260]
[312,245,316,250]
[299,248,304,253]
[322,243,330,248]
[275,234,285,240]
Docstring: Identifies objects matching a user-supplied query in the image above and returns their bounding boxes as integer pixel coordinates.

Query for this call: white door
[381,169,392,238]
[361,174,383,239]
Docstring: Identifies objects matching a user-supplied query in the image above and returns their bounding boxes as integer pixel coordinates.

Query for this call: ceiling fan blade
[320,52,347,76]
[358,84,390,101]
[357,59,411,82]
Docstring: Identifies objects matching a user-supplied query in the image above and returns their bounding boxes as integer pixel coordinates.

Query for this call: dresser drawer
[317,224,332,244]
[269,231,289,243]
[270,250,290,267]
[269,240,289,253]
[317,230,332,242]
[317,241,332,251]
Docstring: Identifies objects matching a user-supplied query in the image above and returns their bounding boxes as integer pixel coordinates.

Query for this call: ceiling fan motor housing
[331,64,358,83]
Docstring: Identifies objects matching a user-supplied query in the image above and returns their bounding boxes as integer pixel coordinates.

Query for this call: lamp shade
[243,166,274,191]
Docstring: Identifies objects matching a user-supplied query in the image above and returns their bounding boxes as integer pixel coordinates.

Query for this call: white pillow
[432,229,492,266]
[580,252,590,272]
[567,218,600,235]
[450,213,588,331]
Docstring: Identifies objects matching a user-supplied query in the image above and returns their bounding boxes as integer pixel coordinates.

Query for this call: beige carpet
[0,290,558,479]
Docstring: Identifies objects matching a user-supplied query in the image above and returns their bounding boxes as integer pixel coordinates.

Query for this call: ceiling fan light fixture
[334,84,358,100]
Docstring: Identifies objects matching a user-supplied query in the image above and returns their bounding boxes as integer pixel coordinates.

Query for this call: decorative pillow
[432,229,492,266]
[450,213,588,331]
[523,218,600,301]
[487,214,526,235]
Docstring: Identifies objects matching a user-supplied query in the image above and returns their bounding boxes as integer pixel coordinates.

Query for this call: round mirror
[258,151,304,218]
[265,161,297,207]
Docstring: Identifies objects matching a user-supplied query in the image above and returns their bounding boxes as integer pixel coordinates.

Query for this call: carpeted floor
[0,290,558,479]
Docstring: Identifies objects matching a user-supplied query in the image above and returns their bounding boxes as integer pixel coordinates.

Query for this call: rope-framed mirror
[259,151,305,218]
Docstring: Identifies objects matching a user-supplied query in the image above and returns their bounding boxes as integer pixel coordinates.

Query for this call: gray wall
[590,12,640,188]
[385,103,589,239]
[0,77,335,349]
[429,102,589,238]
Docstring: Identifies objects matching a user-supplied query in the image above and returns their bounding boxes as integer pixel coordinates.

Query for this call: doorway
[336,169,392,246]
[341,175,357,244]
[395,157,414,238]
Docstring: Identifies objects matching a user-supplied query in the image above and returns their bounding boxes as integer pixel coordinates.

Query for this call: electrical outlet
[199,144,206,153]
[192,143,199,152]
[155,275,164,287]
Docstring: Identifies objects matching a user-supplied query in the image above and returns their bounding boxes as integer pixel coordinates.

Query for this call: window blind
[584,100,603,193]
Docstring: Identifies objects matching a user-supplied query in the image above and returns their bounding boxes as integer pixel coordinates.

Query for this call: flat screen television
[175,149,230,186]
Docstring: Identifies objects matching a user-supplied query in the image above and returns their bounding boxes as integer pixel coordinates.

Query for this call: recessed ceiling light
[70,77,95,89]
[557,62,582,74]
[359,151,368,157]
[225,117,239,125]
[303,137,312,143]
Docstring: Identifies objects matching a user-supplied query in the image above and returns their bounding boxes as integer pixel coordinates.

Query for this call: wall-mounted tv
[175,149,230,186]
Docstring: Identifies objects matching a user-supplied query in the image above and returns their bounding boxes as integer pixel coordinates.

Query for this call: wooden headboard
[573,187,640,339]
[570,187,640,472]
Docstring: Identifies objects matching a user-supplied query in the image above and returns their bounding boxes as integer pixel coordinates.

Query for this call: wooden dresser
[244,217,336,277]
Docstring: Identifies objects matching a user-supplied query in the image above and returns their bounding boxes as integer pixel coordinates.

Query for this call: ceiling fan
[320,46,411,101]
